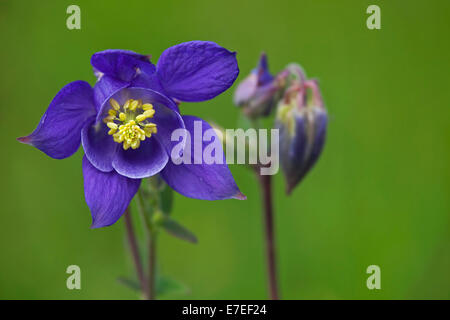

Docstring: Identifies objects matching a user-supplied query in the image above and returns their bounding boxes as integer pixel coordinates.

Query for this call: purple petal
[81,119,118,172]
[112,137,169,179]
[278,115,307,188]
[160,115,244,200]
[131,70,169,95]
[278,109,327,194]
[255,52,273,85]
[83,156,140,228]
[303,111,327,174]
[93,75,128,111]
[18,81,96,159]
[156,41,239,102]
[91,50,156,82]
[150,101,185,159]
[233,73,258,106]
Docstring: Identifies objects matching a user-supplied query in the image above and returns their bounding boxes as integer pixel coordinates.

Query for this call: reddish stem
[257,172,279,300]
[124,208,150,300]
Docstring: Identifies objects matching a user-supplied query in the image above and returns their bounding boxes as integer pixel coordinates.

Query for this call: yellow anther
[108,109,117,116]
[144,126,157,137]
[131,140,140,149]
[109,98,120,110]
[106,122,118,130]
[144,123,157,134]
[113,134,124,143]
[129,100,140,111]
[123,99,132,111]
[142,103,154,111]
[136,114,147,122]
[123,141,130,150]
[103,115,115,123]
[143,109,155,118]
[108,128,117,135]
[119,112,126,121]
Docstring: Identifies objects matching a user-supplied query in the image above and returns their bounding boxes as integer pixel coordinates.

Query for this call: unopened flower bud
[234,53,284,118]
[276,77,327,194]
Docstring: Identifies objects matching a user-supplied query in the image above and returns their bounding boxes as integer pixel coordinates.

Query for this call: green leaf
[118,275,190,298]
[161,217,198,244]
[156,275,190,296]
[160,184,174,215]
[117,276,140,292]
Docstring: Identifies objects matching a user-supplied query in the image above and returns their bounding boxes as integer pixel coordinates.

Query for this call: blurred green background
[0,0,449,299]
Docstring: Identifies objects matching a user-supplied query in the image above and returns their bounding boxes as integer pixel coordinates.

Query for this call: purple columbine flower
[275,69,327,195]
[18,41,245,228]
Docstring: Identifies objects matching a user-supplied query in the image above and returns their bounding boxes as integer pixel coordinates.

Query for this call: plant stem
[123,208,150,300]
[257,172,279,300]
[147,230,157,300]
[136,188,158,300]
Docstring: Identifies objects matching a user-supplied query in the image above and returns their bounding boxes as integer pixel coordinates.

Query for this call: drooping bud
[275,72,327,194]
[234,53,286,118]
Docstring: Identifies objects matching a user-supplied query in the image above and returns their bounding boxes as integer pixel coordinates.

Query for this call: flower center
[103,98,157,150]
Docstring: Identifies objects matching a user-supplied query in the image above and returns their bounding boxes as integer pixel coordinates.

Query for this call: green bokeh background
[1,0,448,299]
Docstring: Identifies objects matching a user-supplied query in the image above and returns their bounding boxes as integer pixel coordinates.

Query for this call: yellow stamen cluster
[103,98,157,150]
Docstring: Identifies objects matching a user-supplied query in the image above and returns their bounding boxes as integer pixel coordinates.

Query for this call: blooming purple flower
[18,41,245,228]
